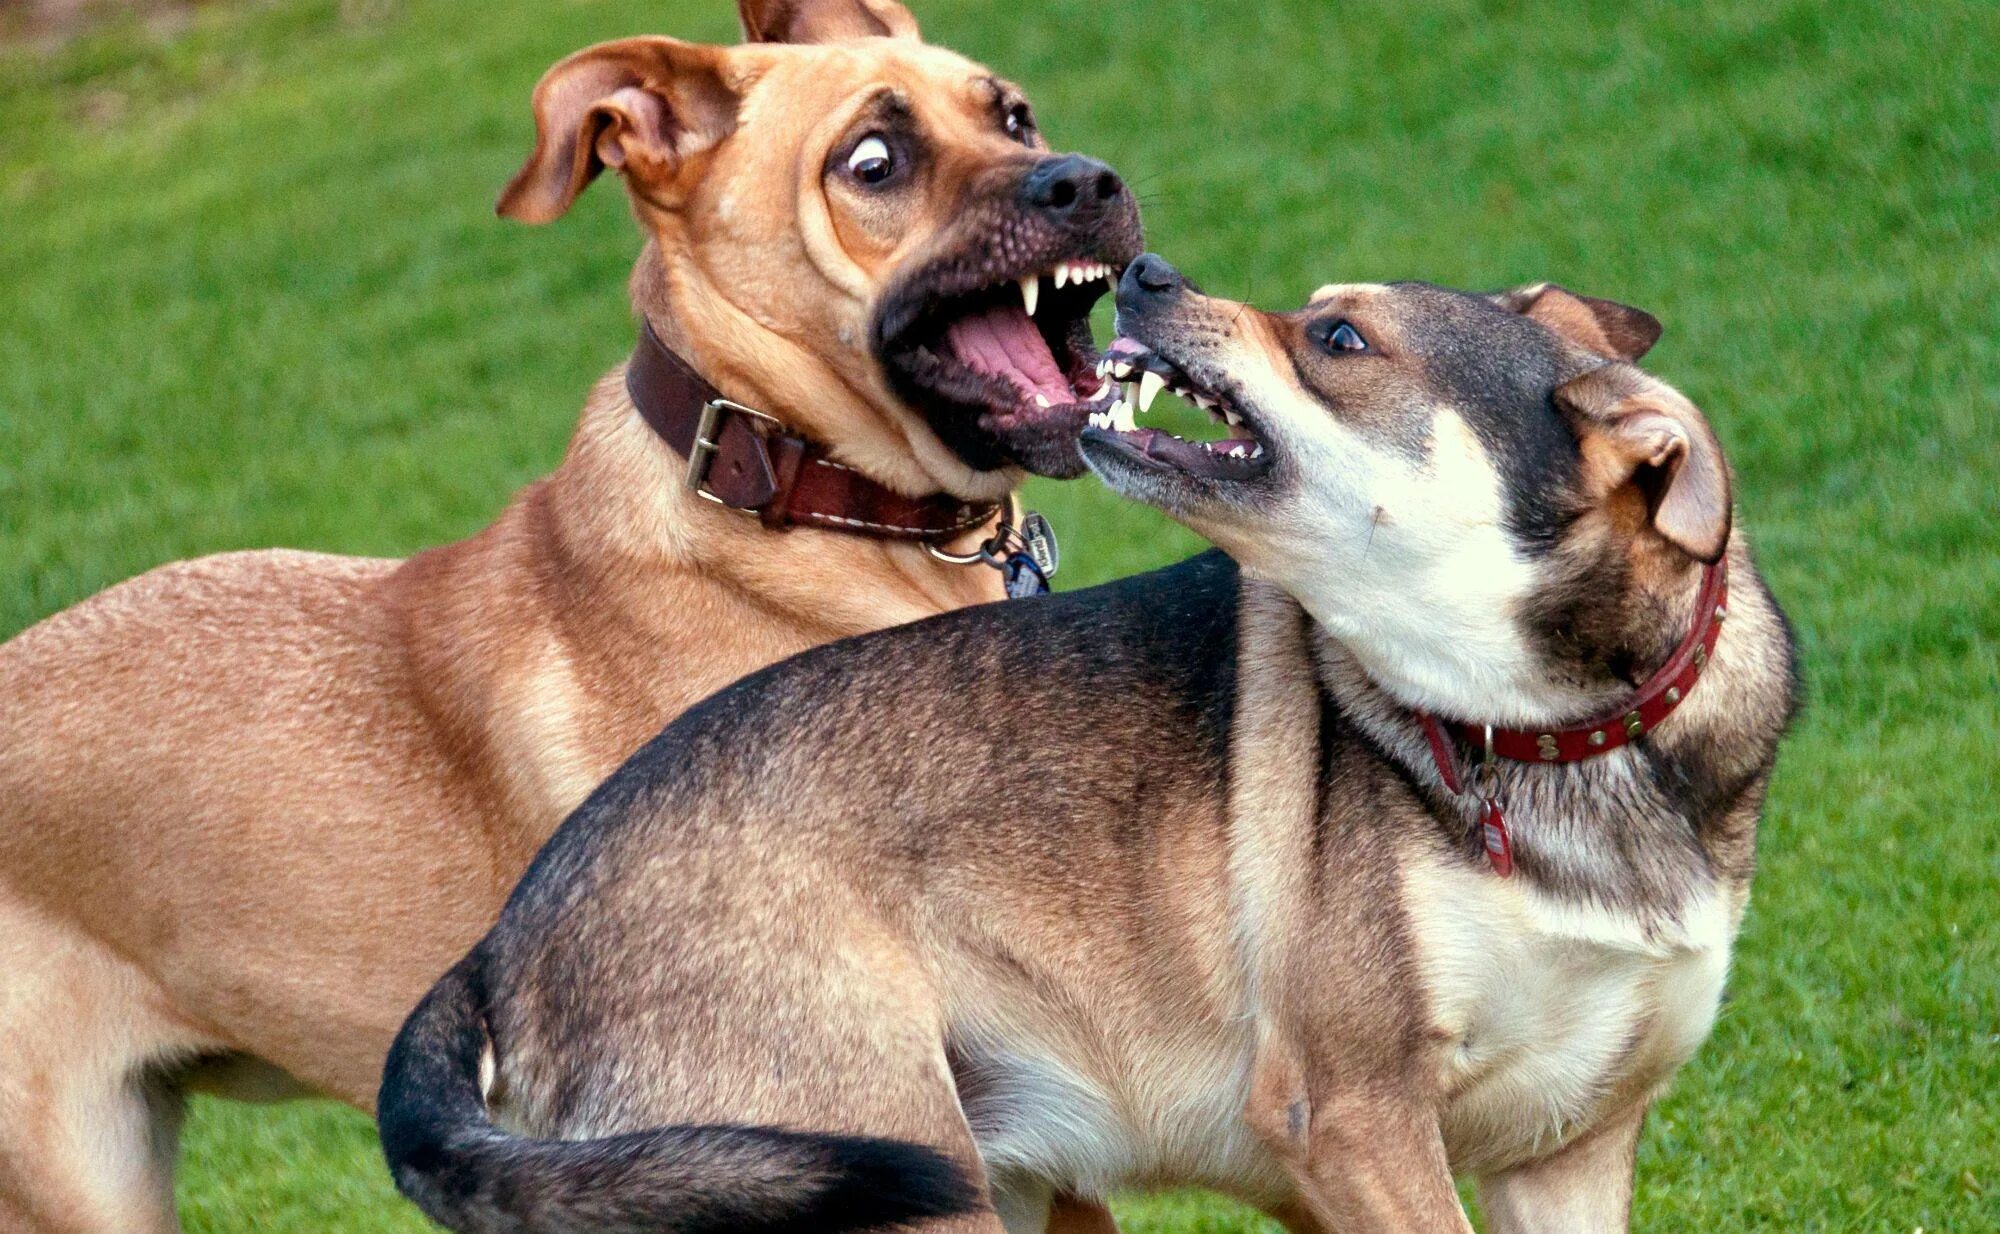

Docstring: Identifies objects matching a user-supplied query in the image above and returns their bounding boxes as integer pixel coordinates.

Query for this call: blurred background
[2,0,1995,1229]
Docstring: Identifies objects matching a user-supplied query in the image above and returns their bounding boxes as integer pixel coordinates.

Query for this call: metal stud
[1537,733,1560,760]
[1694,645,1708,668]
[1714,604,1727,622]
[1588,730,1607,747]
[1665,686,1682,704]
[1623,711,1645,739]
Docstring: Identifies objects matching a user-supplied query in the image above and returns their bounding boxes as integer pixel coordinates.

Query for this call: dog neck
[1305,540,1795,920]
[527,314,1012,652]
[545,377,1007,621]
[623,319,1002,546]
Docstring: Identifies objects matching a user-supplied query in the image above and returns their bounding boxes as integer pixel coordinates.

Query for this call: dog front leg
[1247,1053,1471,1234]
[1475,1100,1646,1234]
[1046,1193,1121,1234]
[987,1180,1118,1234]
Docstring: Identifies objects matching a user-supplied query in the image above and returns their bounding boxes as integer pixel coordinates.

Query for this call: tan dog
[378,261,1796,1234]
[0,2,1138,1230]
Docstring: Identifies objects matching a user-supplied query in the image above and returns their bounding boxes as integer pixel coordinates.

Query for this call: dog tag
[1003,552,1050,599]
[1018,511,1059,580]
[1480,798,1514,878]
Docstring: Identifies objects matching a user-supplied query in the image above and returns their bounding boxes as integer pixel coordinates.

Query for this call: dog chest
[1400,854,1735,1174]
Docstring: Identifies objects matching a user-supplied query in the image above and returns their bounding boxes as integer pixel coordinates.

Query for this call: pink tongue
[943,303,1075,405]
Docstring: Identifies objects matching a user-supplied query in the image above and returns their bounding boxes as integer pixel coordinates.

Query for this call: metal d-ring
[926,492,1023,568]
[1472,724,1500,801]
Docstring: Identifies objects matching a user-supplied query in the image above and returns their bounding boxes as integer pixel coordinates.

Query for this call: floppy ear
[1557,364,1732,563]
[738,0,920,43]
[496,37,740,225]
[1492,283,1662,362]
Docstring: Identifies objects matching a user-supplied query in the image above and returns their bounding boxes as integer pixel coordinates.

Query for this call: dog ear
[1556,364,1732,563]
[738,0,920,43]
[497,38,740,224]
[1493,283,1662,362]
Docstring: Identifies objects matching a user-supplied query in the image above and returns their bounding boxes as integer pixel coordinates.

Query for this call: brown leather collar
[625,320,1000,544]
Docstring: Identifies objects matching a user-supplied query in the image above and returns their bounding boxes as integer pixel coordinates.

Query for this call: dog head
[500,0,1142,497]
[1083,255,1732,724]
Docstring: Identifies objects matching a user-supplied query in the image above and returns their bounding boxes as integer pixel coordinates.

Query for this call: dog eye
[1323,321,1367,353]
[1004,103,1036,145]
[846,136,895,184]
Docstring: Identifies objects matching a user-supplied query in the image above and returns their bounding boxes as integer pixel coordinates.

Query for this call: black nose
[1120,252,1187,301]
[1021,154,1126,221]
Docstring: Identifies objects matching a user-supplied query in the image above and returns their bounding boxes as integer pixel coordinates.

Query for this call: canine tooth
[1019,274,1039,318]
[1224,409,1242,426]
[1138,370,1165,412]
[1122,380,1138,409]
[1089,379,1112,402]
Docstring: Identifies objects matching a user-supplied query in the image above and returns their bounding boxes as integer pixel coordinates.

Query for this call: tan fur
[0,3,1121,1230]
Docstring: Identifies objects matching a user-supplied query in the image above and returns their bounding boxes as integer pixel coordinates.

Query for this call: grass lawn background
[2,0,1995,1229]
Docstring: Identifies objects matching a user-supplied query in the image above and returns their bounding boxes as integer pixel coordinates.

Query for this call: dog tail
[378,957,981,1234]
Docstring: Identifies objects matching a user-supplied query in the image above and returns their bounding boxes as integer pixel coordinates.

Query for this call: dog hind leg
[0,895,201,1234]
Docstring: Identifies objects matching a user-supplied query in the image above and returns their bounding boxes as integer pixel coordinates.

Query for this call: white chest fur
[1400,853,1736,1176]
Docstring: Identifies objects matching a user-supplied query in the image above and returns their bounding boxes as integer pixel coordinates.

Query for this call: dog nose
[1021,154,1126,220]
[1120,253,1187,301]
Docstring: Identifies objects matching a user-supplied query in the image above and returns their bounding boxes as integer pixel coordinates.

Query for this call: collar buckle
[685,398,785,506]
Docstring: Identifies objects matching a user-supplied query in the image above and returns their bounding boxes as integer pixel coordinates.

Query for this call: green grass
[3,0,1996,1229]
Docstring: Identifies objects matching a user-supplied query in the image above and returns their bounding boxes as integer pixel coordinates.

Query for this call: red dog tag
[1481,798,1514,878]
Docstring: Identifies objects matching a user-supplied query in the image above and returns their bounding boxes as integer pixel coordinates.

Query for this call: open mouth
[877,257,1125,476]
[1079,337,1272,481]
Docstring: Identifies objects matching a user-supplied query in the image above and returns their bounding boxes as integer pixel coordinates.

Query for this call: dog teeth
[1223,409,1242,426]
[1137,370,1165,412]
[1110,397,1135,431]
[1088,379,1112,402]
[1044,260,1112,292]
[1033,393,1052,408]
[1018,274,1039,318]
[1088,408,1113,430]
